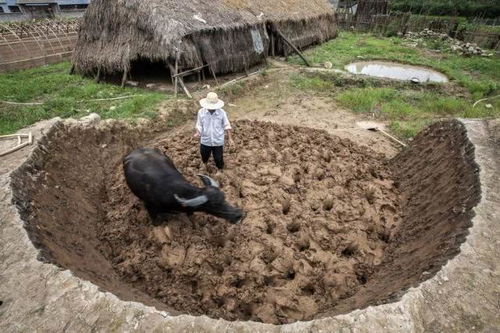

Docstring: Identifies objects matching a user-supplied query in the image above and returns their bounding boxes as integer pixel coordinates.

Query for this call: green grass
[288,32,499,138]
[290,32,499,99]
[0,62,167,134]
[289,73,335,92]
[336,87,499,137]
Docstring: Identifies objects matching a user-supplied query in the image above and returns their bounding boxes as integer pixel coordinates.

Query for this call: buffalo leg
[144,204,162,225]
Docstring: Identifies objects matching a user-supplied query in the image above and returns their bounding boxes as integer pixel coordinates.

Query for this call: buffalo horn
[174,194,208,207]
[198,174,220,188]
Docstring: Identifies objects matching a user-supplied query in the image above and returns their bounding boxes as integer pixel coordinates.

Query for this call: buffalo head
[174,175,244,224]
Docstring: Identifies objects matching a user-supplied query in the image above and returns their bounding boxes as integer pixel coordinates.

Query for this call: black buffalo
[123,148,244,225]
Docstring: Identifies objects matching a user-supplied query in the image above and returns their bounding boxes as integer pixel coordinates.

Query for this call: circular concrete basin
[11,120,480,325]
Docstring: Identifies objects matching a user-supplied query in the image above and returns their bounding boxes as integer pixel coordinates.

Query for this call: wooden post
[270,32,275,57]
[174,52,179,96]
[168,64,178,97]
[121,69,128,88]
[168,65,174,85]
[94,67,101,83]
[244,56,249,77]
[274,28,311,67]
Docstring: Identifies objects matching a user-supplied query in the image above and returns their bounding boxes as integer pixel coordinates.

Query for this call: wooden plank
[209,65,219,87]
[220,70,261,89]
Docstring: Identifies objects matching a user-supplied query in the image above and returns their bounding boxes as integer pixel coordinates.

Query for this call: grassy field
[0,62,167,135]
[289,32,500,137]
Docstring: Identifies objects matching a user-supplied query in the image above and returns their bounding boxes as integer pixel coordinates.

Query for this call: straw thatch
[72,0,337,77]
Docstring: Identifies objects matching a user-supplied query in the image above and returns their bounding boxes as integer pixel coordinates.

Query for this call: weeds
[289,74,333,92]
[335,87,499,137]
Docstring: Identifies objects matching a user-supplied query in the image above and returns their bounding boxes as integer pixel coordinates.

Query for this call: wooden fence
[336,2,500,51]
[0,19,79,72]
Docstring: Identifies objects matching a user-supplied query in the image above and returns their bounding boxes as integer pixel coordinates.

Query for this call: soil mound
[99,120,401,323]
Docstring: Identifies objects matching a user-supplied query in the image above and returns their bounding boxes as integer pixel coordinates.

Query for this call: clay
[97,120,402,324]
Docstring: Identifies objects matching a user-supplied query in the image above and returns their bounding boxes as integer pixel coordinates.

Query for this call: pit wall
[330,120,481,315]
[10,119,481,321]
[10,120,174,312]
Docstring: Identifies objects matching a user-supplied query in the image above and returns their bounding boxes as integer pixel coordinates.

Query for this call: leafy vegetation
[405,15,500,34]
[0,62,167,134]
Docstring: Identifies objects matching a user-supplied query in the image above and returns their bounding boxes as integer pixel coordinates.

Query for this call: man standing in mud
[194,92,234,174]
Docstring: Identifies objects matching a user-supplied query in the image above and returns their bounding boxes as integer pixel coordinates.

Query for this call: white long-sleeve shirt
[195,108,232,147]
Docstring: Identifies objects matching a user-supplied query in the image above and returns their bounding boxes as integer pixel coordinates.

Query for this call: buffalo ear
[198,174,219,188]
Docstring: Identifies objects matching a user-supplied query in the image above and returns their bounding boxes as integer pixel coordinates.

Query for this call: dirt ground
[156,69,402,159]
[232,78,399,158]
[98,120,402,324]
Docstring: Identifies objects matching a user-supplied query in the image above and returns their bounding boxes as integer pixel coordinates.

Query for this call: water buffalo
[123,148,244,225]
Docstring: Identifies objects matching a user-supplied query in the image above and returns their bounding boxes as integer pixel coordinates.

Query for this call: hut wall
[273,13,338,56]
[73,13,337,78]
[179,24,269,75]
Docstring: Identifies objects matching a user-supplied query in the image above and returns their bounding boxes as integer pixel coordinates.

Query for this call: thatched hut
[72,0,337,81]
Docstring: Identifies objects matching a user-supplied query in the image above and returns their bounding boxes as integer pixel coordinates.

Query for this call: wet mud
[98,120,402,323]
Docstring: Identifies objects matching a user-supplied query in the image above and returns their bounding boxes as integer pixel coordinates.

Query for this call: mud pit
[11,119,480,325]
[101,121,401,323]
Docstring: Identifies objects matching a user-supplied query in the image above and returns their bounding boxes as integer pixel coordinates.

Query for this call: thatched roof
[73,0,336,75]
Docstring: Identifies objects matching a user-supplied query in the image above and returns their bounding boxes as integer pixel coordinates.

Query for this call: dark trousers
[200,144,224,170]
